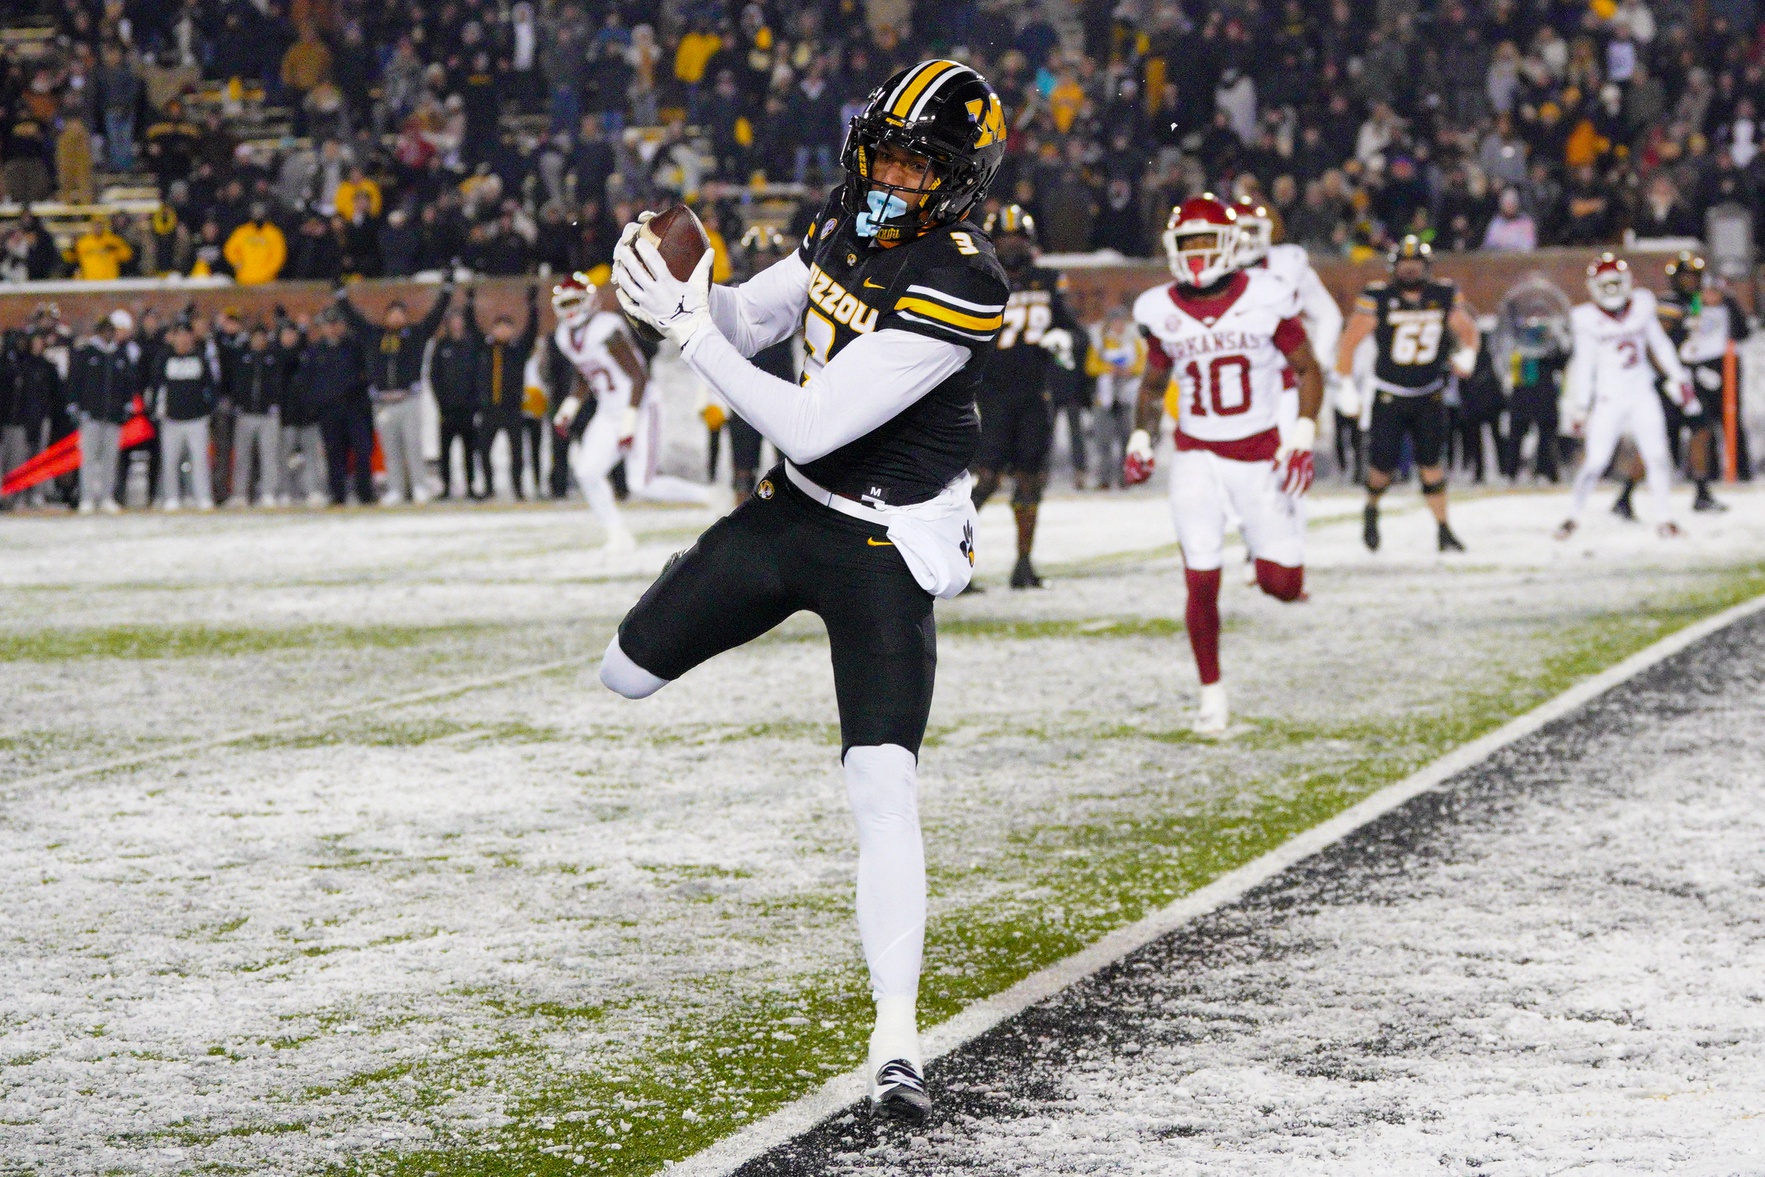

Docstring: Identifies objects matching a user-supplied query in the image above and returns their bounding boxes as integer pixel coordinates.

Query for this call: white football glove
[612,235,714,348]
[1274,417,1317,497]
[616,210,656,252]
[1450,345,1478,378]
[1679,382,1704,417]
[1038,327,1076,370]
[618,405,640,450]
[553,394,582,432]
[1123,428,1156,485]
[1331,372,1361,418]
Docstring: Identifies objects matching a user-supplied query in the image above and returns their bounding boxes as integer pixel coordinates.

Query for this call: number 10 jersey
[1133,268,1307,459]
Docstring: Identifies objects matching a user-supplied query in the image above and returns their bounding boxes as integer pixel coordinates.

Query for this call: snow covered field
[751,609,1765,1176]
[3,480,1764,1175]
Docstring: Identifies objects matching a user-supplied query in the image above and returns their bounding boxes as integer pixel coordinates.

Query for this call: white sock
[869,994,921,1072]
[844,743,925,1064]
[598,636,669,699]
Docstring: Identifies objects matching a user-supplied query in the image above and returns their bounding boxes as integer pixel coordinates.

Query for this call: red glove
[1123,428,1155,485]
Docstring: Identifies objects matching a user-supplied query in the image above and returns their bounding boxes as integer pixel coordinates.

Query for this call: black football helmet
[841,59,1008,243]
[983,203,1036,271]
[1665,249,1706,296]
[1389,234,1432,289]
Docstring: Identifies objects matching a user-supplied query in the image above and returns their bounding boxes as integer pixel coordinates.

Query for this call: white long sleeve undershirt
[707,252,811,358]
[681,325,972,466]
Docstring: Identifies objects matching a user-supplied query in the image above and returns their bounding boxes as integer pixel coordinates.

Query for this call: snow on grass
[1,483,1763,1175]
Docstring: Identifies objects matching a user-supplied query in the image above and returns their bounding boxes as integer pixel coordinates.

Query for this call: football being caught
[624,205,710,342]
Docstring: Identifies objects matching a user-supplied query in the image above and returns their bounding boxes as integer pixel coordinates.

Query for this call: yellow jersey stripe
[890,60,958,119]
[894,296,1002,332]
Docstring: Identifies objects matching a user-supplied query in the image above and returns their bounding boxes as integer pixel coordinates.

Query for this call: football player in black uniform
[1657,250,1750,512]
[608,59,1009,1123]
[1335,237,1481,552]
[969,205,1080,588]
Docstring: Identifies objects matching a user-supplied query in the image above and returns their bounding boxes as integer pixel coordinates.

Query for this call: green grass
[0,622,508,663]
[312,563,1765,1177]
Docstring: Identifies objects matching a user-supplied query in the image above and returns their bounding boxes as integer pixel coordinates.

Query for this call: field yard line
[666,587,1765,1177]
[2,655,594,797]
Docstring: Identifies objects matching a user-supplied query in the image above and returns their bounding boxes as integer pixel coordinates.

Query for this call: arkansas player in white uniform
[1123,196,1326,734]
[552,276,713,550]
[1555,254,1700,541]
[1232,194,1345,430]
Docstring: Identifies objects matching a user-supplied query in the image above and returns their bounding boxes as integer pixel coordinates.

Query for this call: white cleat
[1193,681,1229,735]
[602,527,638,554]
[161,498,181,513]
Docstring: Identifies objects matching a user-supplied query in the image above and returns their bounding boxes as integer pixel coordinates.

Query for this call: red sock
[1184,567,1223,685]
[1254,559,1306,602]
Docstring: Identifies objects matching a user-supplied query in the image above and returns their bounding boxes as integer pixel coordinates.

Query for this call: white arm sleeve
[681,327,971,465]
[1646,313,1690,389]
[1297,266,1344,372]
[707,252,811,358]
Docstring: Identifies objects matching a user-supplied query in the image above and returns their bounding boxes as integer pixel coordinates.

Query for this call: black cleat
[1693,488,1729,512]
[870,1059,931,1124]
[958,579,985,595]
[1362,505,1381,551]
[1437,522,1466,552]
[1009,554,1044,589]
[1611,495,1635,520]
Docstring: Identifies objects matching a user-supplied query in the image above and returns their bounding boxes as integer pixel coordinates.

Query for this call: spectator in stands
[95,43,143,173]
[1481,188,1537,251]
[281,24,334,105]
[75,216,134,281]
[69,314,135,514]
[223,204,288,285]
[55,104,95,204]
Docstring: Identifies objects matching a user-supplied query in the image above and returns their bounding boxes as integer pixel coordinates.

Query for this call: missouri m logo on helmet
[841,59,1008,244]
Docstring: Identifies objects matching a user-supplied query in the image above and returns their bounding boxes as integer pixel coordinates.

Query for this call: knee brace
[1420,478,1448,496]
[1010,470,1047,509]
[599,635,670,699]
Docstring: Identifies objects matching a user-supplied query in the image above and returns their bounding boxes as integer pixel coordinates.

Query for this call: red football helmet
[1163,195,1240,286]
[1586,252,1632,311]
[552,272,596,322]
[1231,194,1273,264]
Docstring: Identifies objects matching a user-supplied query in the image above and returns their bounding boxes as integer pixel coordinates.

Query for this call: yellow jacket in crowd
[334,177,382,222]
[224,220,288,284]
[674,30,722,83]
[74,228,133,280]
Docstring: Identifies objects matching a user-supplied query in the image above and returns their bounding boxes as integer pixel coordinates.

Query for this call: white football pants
[1170,448,1306,572]
[1569,393,1674,524]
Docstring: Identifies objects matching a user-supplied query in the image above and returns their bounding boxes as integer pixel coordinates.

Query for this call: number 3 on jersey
[1181,354,1252,417]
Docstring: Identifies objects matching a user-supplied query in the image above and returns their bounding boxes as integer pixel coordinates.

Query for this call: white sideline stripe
[667,588,1765,1177]
[2,656,592,797]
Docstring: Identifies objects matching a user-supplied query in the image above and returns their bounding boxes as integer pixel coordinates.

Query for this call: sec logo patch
[756,479,774,500]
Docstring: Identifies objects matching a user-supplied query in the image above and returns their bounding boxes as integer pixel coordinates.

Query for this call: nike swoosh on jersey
[863,278,886,289]
[866,537,894,546]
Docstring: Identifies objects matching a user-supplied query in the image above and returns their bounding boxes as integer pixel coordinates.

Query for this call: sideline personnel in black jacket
[298,311,373,505]
[152,321,219,509]
[429,288,483,499]
[476,284,539,499]
[69,316,137,512]
[336,281,453,503]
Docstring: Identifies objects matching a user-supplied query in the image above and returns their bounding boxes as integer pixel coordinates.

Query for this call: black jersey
[983,265,1081,395]
[792,187,1009,505]
[1356,279,1463,395]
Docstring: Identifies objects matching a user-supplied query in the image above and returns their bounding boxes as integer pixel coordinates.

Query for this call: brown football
[626,204,710,342]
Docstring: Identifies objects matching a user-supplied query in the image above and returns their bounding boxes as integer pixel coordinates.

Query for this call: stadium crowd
[1,0,1764,285]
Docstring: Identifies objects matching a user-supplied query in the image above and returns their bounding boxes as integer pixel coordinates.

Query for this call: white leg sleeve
[1634,396,1676,524]
[573,404,625,533]
[598,635,669,699]
[1569,404,1624,521]
[844,744,925,1003]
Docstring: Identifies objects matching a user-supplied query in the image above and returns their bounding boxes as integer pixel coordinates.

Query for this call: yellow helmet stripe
[893,296,1002,332]
[889,60,959,119]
